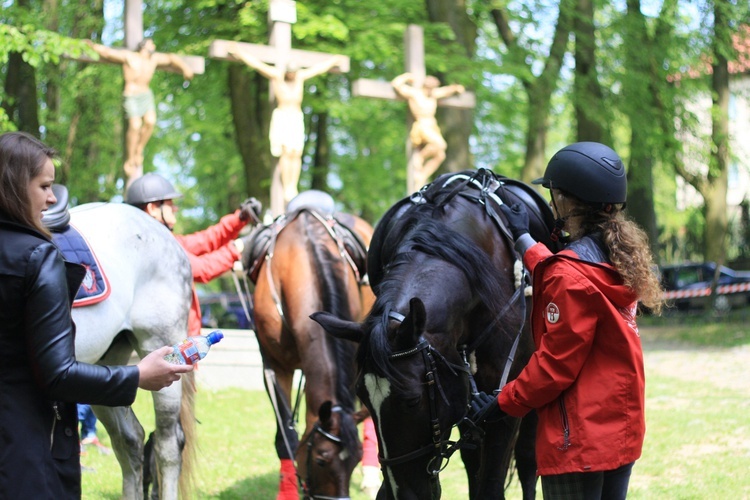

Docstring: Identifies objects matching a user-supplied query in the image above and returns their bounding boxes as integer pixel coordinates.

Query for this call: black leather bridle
[374,312,471,478]
[298,405,352,500]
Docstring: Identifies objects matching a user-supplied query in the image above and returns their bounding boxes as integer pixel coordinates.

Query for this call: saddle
[41,184,111,306]
[367,168,562,288]
[242,190,368,284]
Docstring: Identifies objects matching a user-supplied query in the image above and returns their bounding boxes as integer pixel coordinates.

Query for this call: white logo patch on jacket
[546,302,560,324]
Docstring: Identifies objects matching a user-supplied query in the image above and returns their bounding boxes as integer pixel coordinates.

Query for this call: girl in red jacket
[470,142,663,499]
[126,173,261,336]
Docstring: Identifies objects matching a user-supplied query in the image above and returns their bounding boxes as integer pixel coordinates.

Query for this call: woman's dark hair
[0,132,58,235]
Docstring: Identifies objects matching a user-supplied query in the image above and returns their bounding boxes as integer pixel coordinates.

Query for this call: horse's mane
[304,214,360,453]
[361,198,513,383]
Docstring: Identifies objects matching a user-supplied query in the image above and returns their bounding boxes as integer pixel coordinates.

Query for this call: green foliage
[0,24,90,66]
[2,0,748,262]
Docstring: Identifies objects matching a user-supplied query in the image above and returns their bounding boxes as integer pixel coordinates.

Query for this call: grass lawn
[81,313,750,499]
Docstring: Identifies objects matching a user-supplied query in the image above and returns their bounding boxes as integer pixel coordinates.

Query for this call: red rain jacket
[175,211,246,336]
[498,241,645,476]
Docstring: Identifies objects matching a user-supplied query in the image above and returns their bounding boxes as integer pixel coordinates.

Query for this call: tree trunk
[573,0,610,143]
[705,0,731,263]
[621,0,678,255]
[43,0,61,145]
[311,111,329,191]
[4,52,40,135]
[228,66,273,206]
[426,0,476,173]
[627,134,659,254]
[491,0,573,184]
[2,0,39,134]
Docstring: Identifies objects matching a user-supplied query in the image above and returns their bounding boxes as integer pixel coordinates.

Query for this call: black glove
[468,391,505,424]
[239,197,262,223]
[499,203,530,240]
[238,233,254,270]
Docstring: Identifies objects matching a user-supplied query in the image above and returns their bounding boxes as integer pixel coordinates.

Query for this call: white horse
[66,202,196,500]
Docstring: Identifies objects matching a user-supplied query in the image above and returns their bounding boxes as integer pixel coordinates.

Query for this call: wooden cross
[74,0,204,188]
[80,0,205,76]
[209,0,350,217]
[352,24,475,194]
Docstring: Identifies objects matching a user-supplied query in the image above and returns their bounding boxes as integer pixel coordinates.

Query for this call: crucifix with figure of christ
[77,0,205,189]
[209,0,350,217]
[352,24,475,194]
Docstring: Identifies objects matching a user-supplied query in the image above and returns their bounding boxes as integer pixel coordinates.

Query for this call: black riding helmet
[125,173,182,205]
[533,142,627,205]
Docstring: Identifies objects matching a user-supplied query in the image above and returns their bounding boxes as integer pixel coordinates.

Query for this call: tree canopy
[1,0,748,265]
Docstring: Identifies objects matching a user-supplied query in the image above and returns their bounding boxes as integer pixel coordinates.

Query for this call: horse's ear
[318,401,333,423]
[396,298,426,349]
[310,312,364,343]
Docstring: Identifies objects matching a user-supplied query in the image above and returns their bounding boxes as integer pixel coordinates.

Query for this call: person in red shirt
[126,173,261,336]
[469,142,664,499]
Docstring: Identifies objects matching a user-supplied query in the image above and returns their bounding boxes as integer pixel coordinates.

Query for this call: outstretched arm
[297,54,347,81]
[226,44,281,80]
[431,83,465,100]
[155,53,195,80]
[85,39,128,64]
[391,72,417,99]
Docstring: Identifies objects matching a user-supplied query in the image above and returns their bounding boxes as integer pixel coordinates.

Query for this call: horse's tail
[179,371,198,498]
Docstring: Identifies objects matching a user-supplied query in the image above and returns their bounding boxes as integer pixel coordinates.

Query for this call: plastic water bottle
[164,330,224,365]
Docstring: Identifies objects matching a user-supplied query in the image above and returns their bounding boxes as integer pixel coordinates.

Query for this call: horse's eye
[405,396,421,408]
[315,449,333,467]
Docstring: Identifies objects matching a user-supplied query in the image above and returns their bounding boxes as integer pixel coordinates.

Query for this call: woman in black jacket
[0,131,193,499]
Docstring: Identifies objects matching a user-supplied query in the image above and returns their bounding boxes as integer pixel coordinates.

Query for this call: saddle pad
[52,225,111,307]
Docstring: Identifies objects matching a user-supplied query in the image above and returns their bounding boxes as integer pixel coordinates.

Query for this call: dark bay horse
[244,191,375,499]
[313,170,560,499]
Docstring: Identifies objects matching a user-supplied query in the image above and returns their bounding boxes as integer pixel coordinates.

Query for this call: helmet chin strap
[159,204,174,232]
[549,191,569,244]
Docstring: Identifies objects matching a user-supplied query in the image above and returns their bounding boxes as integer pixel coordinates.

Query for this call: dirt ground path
[640,327,749,396]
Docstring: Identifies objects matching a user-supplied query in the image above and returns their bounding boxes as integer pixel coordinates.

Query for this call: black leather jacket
[0,213,139,499]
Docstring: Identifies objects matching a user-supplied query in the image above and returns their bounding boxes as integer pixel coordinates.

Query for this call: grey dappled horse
[69,203,196,500]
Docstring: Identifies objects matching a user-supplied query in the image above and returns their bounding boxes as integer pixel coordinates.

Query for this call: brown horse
[313,170,561,499]
[244,191,374,499]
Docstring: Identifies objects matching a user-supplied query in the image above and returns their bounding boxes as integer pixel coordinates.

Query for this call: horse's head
[313,296,472,500]
[295,401,364,500]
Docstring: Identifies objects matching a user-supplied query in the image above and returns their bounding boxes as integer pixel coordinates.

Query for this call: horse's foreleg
[93,405,146,499]
[263,366,299,500]
[457,429,482,498]
[151,382,184,500]
[474,417,522,499]
[515,411,538,500]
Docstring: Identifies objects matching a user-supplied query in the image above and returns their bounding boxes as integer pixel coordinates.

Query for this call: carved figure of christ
[209,0,349,216]
[352,24,475,194]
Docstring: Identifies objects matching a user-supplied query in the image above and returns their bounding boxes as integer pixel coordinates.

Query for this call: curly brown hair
[576,205,663,314]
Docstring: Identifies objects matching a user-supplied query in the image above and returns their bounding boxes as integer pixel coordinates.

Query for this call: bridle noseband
[299,405,353,500]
